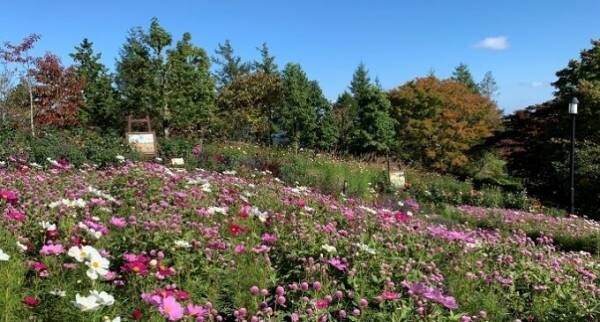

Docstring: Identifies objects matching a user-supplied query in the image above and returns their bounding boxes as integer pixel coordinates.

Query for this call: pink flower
[110,216,128,228]
[381,290,399,301]
[6,210,25,222]
[239,204,251,218]
[158,296,184,321]
[0,190,18,204]
[261,233,277,245]
[40,243,65,256]
[186,304,209,319]
[328,258,348,271]
[234,244,246,254]
[315,299,329,309]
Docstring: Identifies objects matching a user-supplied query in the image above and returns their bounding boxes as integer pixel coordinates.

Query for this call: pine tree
[333,91,357,151]
[115,27,156,119]
[70,39,119,130]
[350,62,370,99]
[254,43,278,75]
[451,63,479,93]
[478,71,498,99]
[212,40,250,88]
[166,32,216,135]
[280,63,319,147]
[146,17,173,136]
[351,85,395,154]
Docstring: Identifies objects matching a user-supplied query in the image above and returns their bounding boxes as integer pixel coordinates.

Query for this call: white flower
[355,243,377,255]
[207,206,227,215]
[85,254,110,280]
[68,245,100,263]
[73,293,101,311]
[174,240,192,249]
[90,290,114,306]
[16,241,27,252]
[39,221,57,231]
[73,290,114,311]
[223,170,237,175]
[0,249,10,261]
[115,155,125,161]
[321,244,337,253]
[49,290,66,297]
[250,207,268,223]
[104,317,121,322]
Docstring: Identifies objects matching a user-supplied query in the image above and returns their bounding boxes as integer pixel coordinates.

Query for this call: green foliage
[216,72,283,143]
[115,27,157,118]
[212,40,251,88]
[451,63,479,93]
[469,152,522,190]
[0,127,137,168]
[348,64,396,154]
[70,39,119,130]
[166,32,215,135]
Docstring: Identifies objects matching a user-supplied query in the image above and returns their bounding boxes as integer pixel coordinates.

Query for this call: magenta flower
[234,244,246,254]
[0,190,18,204]
[6,210,25,222]
[158,296,184,321]
[261,233,277,245]
[110,216,127,228]
[328,258,348,271]
[381,290,399,301]
[40,243,65,256]
[186,304,208,319]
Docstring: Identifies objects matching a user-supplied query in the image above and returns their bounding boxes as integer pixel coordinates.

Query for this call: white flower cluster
[88,186,117,202]
[0,248,9,261]
[207,206,227,215]
[73,290,114,311]
[321,244,337,253]
[250,207,269,223]
[68,245,110,280]
[49,198,87,209]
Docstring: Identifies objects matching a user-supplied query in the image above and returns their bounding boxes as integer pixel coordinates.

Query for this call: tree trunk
[28,84,35,137]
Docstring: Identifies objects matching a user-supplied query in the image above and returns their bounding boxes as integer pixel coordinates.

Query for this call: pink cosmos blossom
[234,244,246,254]
[261,233,277,245]
[110,216,128,228]
[187,304,209,319]
[381,290,399,301]
[0,190,18,204]
[40,243,65,256]
[6,210,25,222]
[328,258,348,271]
[158,296,184,321]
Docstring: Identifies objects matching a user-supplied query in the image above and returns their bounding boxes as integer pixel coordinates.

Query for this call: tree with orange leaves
[31,53,84,127]
[389,76,501,173]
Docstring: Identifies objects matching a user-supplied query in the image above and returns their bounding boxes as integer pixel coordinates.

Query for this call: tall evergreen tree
[212,40,250,88]
[146,17,173,136]
[348,64,395,154]
[332,91,357,151]
[254,43,278,75]
[350,62,370,99]
[280,63,319,147]
[451,63,479,93]
[166,32,216,135]
[478,71,498,99]
[70,39,118,130]
[115,27,156,119]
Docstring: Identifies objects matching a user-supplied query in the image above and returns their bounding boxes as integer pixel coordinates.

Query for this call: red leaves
[0,34,41,63]
[31,53,84,127]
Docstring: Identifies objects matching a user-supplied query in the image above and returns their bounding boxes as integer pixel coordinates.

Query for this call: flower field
[1,161,600,321]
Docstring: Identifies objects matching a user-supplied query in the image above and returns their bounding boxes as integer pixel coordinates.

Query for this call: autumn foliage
[32,54,84,127]
[389,76,501,172]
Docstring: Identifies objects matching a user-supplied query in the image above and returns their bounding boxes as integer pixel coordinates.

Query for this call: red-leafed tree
[31,53,84,127]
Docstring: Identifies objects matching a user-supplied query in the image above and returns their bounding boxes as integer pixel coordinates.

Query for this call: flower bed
[0,163,599,321]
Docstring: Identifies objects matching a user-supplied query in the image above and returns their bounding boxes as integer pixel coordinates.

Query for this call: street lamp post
[568,97,578,214]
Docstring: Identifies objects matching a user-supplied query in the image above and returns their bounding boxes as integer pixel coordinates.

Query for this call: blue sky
[2,0,599,112]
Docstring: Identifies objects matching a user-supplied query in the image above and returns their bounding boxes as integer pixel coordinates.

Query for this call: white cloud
[475,36,510,50]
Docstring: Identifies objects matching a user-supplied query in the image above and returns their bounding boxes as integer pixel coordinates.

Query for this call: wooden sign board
[127,132,157,157]
[126,115,158,158]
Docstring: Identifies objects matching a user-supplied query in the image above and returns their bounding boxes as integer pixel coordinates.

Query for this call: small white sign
[171,158,185,166]
[126,132,157,156]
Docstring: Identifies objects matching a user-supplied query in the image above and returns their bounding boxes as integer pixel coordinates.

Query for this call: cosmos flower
[158,296,184,321]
